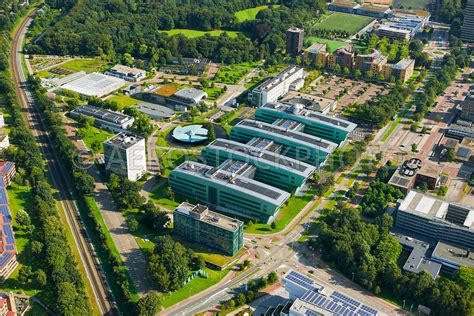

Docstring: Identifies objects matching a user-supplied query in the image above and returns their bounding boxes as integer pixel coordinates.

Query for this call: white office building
[104,132,146,181]
[249,66,305,107]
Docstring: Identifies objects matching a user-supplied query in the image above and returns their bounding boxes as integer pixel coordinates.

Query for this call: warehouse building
[70,105,135,132]
[230,119,338,167]
[169,161,290,224]
[105,64,146,82]
[249,66,304,107]
[395,191,474,250]
[255,102,356,145]
[62,72,125,98]
[201,139,316,192]
[104,132,146,181]
[173,202,243,256]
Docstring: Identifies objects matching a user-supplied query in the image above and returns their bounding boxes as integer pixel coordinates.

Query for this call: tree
[148,236,190,291]
[271,221,276,229]
[207,123,216,142]
[18,265,32,285]
[343,67,350,76]
[445,148,455,162]
[267,271,278,284]
[164,186,175,201]
[56,282,91,316]
[334,64,341,74]
[15,209,31,228]
[137,293,161,316]
[35,269,47,287]
[354,69,362,79]
[127,217,139,232]
[411,143,418,153]
[236,293,246,306]
[31,240,43,255]
[437,185,448,197]
[141,201,169,230]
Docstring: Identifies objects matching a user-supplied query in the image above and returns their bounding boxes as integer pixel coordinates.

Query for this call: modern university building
[255,102,356,145]
[173,202,243,256]
[169,161,290,224]
[201,138,315,192]
[230,119,338,167]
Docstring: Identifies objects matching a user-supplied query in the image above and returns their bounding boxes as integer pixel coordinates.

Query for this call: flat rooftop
[206,139,316,177]
[235,119,338,153]
[393,58,415,70]
[254,66,303,92]
[432,241,474,268]
[175,161,290,205]
[398,191,474,230]
[109,64,145,75]
[305,42,327,54]
[260,102,356,133]
[134,102,175,118]
[153,85,179,97]
[392,233,441,278]
[175,202,243,232]
[174,88,207,101]
[284,270,380,316]
[72,105,133,125]
[358,4,390,12]
[62,72,124,97]
[282,91,336,113]
[104,132,144,149]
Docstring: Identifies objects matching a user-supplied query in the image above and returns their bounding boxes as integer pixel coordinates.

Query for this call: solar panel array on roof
[0,206,11,223]
[0,190,8,204]
[0,252,12,267]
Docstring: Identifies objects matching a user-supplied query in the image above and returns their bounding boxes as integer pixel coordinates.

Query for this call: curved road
[10,8,116,315]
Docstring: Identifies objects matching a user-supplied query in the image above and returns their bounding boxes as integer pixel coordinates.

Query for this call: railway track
[10,8,116,315]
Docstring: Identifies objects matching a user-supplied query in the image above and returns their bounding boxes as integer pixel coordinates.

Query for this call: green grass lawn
[36,58,108,78]
[305,37,347,53]
[234,4,280,22]
[245,187,318,234]
[77,123,114,154]
[158,29,242,39]
[214,61,261,85]
[314,12,374,35]
[202,87,224,100]
[108,94,141,110]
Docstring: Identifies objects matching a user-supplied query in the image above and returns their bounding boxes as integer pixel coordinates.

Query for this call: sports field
[393,0,431,9]
[306,37,347,53]
[234,5,280,22]
[314,12,374,35]
[159,29,242,38]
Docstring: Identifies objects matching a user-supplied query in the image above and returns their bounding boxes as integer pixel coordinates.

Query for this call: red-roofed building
[0,162,17,282]
[0,163,15,187]
[0,292,16,316]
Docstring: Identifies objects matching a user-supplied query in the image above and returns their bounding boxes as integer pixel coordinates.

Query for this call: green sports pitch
[314,13,375,35]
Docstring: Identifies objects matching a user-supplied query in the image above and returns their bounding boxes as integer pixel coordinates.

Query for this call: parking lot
[306,74,388,114]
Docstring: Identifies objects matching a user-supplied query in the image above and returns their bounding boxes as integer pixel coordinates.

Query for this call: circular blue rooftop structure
[172,125,208,143]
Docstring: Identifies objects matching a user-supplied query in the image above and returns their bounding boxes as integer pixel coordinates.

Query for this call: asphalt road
[10,8,116,315]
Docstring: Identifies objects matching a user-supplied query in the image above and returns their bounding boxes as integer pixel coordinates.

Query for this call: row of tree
[0,7,91,313]
[414,46,471,122]
[28,77,141,313]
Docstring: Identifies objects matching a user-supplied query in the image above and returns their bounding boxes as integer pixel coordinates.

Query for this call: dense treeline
[359,180,404,218]
[29,77,143,313]
[413,47,471,122]
[29,0,324,64]
[0,4,91,314]
[348,83,415,128]
[313,206,473,315]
